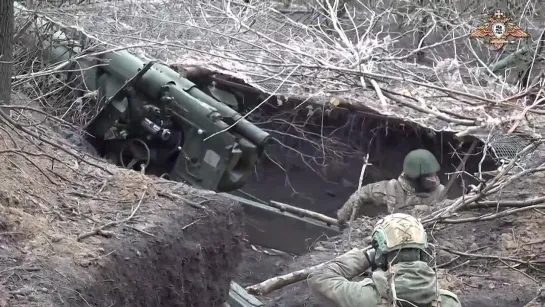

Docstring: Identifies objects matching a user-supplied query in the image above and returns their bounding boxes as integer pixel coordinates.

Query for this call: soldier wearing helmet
[337,149,445,225]
[307,213,461,307]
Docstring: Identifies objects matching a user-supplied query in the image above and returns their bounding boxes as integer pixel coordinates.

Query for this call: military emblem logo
[470,10,530,50]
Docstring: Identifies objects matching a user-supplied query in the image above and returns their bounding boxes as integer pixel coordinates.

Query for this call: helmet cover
[403,149,440,179]
[372,213,428,262]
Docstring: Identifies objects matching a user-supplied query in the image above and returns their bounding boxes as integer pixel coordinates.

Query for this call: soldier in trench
[337,149,445,226]
[307,213,462,307]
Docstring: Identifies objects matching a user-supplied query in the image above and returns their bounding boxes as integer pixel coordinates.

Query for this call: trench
[10,3,537,305]
[222,79,506,304]
[57,70,499,244]
[52,69,503,305]
[230,92,498,218]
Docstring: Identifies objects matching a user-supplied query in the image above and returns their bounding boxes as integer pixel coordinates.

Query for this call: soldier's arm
[307,248,378,307]
[336,184,373,223]
[383,180,398,213]
[351,180,397,213]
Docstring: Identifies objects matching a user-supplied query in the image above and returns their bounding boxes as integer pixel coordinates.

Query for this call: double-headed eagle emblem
[470,10,530,50]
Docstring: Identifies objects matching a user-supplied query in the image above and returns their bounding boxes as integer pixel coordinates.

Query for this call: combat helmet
[371,213,428,269]
[403,149,440,179]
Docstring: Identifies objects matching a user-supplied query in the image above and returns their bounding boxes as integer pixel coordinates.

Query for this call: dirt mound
[65,201,244,306]
[0,94,244,306]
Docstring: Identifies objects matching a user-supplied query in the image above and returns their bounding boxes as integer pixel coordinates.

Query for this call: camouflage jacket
[337,174,445,223]
[307,249,461,307]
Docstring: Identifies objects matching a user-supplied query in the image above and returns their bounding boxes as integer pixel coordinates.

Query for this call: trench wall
[241,103,497,217]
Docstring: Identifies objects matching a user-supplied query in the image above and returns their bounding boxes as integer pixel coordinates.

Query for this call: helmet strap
[401,173,439,193]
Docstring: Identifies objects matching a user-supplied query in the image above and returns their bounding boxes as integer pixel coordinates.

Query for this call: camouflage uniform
[308,214,462,307]
[337,149,445,223]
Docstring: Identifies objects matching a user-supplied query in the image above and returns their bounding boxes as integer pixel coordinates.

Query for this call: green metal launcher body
[30,14,340,254]
[43,37,269,192]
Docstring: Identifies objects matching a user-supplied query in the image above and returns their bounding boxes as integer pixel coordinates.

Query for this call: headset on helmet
[371,213,429,269]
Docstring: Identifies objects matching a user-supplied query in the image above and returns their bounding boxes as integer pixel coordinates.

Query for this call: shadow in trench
[238,102,498,218]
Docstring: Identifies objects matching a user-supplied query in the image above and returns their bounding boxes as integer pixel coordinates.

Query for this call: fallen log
[246,246,372,296]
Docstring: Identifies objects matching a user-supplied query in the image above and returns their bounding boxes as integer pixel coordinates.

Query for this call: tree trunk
[0,0,14,105]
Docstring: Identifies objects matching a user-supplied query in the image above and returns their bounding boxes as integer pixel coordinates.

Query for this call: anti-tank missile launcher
[15,0,340,255]
[40,26,270,192]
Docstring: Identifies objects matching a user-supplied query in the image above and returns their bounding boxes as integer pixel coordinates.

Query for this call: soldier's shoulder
[365,180,393,193]
[439,289,461,306]
[369,179,395,188]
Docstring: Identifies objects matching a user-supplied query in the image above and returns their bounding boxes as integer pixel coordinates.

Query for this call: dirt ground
[235,154,545,306]
[0,93,245,306]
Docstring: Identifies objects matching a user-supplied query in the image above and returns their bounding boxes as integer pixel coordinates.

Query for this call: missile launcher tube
[101,51,270,149]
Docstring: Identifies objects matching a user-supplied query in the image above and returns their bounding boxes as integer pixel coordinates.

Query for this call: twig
[181,219,201,231]
[440,247,545,265]
[466,196,545,208]
[125,225,155,237]
[520,238,545,248]
[423,140,543,223]
[381,90,476,126]
[440,204,545,224]
[157,191,207,209]
[499,259,540,284]
[449,260,470,271]
[437,246,487,268]
[0,110,113,174]
[77,188,147,241]
[369,79,388,111]
[440,139,478,200]
[347,153,370,244]
[269,200,339,226]
[507,92,545,134]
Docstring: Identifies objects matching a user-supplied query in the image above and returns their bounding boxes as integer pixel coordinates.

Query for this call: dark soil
[65,197,245,307]
[240,104,497,217]
[0,174,245,307]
